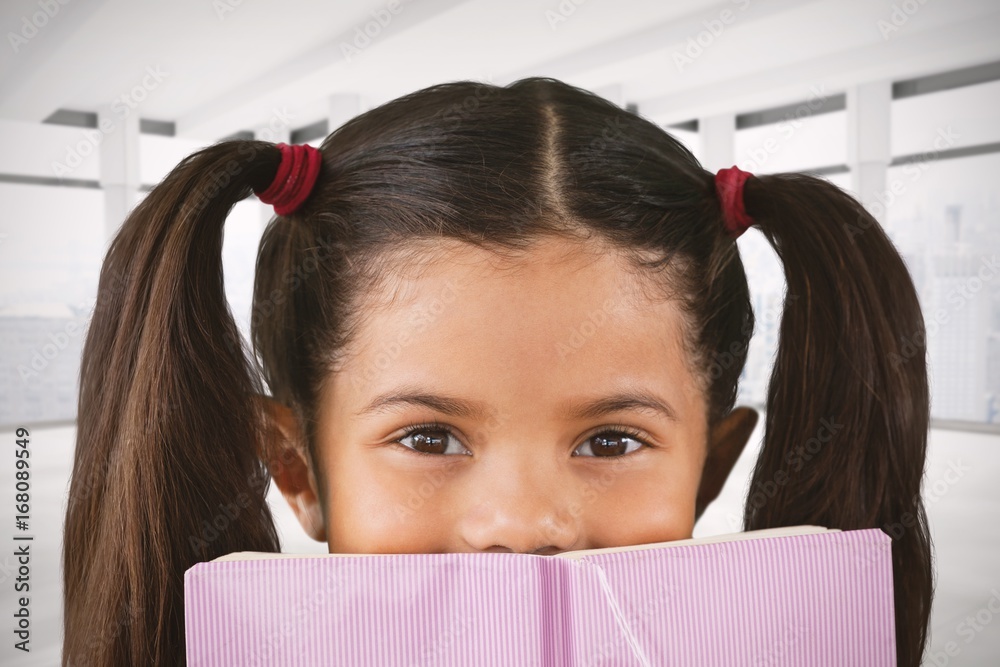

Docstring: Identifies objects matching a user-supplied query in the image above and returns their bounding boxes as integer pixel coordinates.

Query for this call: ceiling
[1,0,998,140]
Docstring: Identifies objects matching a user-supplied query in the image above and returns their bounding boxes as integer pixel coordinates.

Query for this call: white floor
[1,419,997,666]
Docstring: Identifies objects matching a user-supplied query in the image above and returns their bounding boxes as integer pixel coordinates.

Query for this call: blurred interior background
[1,0,998,664]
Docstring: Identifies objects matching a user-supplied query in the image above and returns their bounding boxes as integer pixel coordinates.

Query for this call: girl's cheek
[582,451,702,544]
[327,460,457,553]
[585,477,696,546]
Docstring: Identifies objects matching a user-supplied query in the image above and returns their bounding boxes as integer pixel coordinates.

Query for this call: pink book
[183,526,896,666]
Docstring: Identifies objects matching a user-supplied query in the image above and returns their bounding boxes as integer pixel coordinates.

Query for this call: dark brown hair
[63,77,932,665]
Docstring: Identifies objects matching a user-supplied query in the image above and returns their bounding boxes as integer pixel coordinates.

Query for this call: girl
[63,77,932,665]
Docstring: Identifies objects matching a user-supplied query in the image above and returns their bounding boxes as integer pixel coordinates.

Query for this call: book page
[211,551,386,562]
[554,525,835,560]
[210,525,834,562]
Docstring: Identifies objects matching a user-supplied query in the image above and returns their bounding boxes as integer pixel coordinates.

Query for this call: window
[886,151,1000,423]
[0,183,104,426]
[0,134,269,427]
[886,74,1000,424]
[735,109,847,175]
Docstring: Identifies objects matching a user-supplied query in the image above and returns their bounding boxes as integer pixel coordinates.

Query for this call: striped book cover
[183,526,896,666]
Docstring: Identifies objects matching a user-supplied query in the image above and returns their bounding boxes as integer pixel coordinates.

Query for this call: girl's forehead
[363,235,673,315]
[333,235,702,420]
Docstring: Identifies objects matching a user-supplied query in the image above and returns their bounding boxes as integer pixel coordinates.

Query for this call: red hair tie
[254,143,322,216]
[714,165,755,238]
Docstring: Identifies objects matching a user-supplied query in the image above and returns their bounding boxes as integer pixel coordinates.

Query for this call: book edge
[204,525,842,563]
[554,524,837,560]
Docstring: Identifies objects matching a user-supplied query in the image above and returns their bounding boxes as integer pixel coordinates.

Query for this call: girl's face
[270,235,753,554]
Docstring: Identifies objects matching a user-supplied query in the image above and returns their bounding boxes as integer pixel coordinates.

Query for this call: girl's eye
[395,424,471,457]
[573,428,649,459]
[394,423,650,459]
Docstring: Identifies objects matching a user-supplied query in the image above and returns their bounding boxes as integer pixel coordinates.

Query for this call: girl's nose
[456,455,583,555]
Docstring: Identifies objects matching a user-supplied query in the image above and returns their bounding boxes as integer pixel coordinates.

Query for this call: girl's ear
[257,396,327,542]
[695,406,759,521]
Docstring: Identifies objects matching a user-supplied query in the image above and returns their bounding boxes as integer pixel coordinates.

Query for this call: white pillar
[328,93,361,134]
[98,104,141,240]
[699,113,736,173]
[846,80,891,223]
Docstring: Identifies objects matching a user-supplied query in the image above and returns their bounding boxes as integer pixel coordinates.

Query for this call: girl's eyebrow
[355,386,678,422]
[356,388,492,420]
[568,390,678,422]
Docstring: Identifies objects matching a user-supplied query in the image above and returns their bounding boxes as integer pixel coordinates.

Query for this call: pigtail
[739,173,933,666]
[63,140,284,665]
